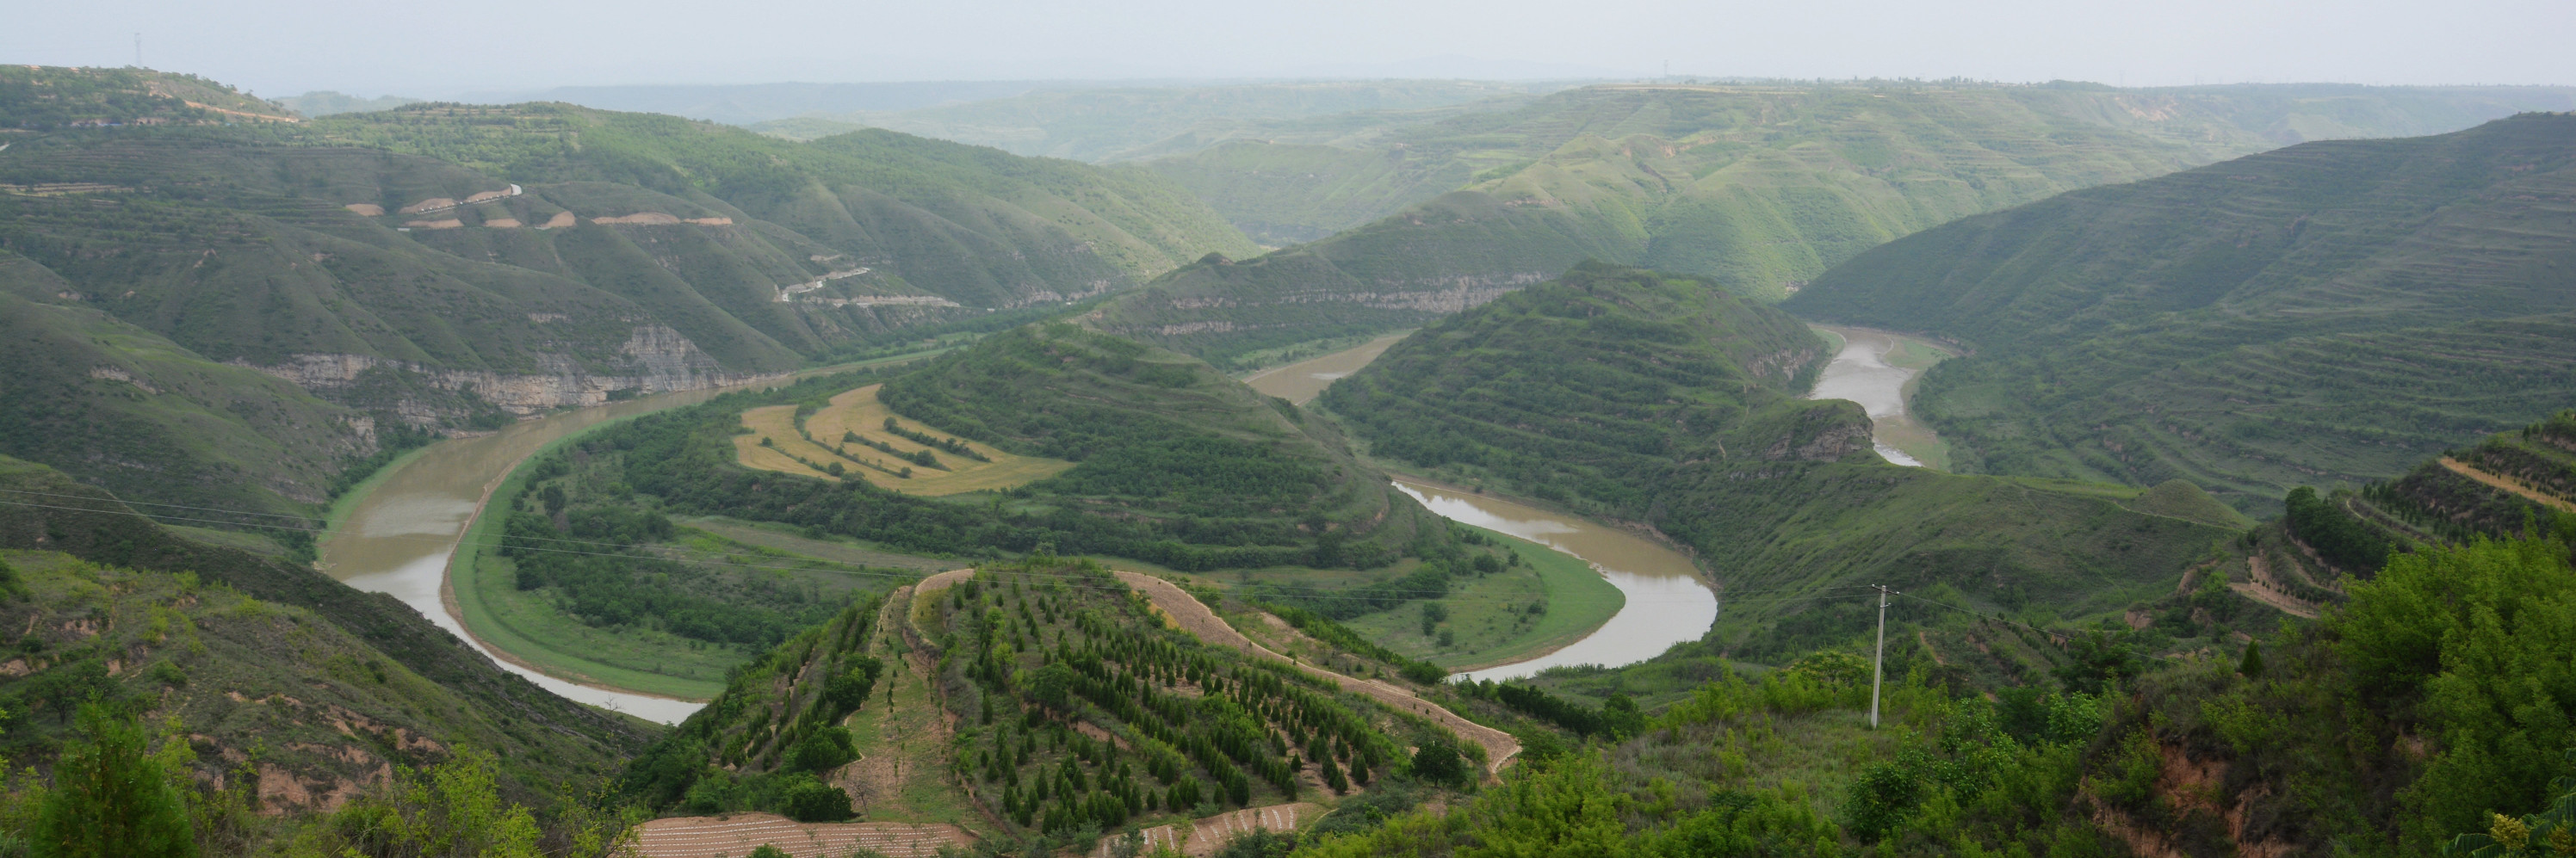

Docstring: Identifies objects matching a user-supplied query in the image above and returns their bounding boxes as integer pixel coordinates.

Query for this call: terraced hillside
[1323,264,2245,659]
[0,455,657,811]
[1099,83,2576,367]
[1784,112,2576,511]
[0,66,1253,522]
[734,385,1075,495]
[620,559,1483,854]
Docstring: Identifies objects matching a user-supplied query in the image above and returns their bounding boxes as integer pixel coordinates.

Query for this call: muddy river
[1805,325,1950,468]
[318,380,820,724]
[1393,481,1718,681]
[1237,333,1408,404]
[1252,324,1949,680]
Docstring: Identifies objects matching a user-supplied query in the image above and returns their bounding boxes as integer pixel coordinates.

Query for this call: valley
[5,52,2576,858]
[1805,325,1954,469]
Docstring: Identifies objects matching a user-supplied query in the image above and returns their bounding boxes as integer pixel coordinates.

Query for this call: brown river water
[1236,334,1408,404]
[1805,325,1948,467]
[318,380,818,724]
[1251,325,1940,679]
[1245,340,1725,679]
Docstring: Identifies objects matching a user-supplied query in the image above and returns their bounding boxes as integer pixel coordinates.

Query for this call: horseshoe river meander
[318,324,1940,722]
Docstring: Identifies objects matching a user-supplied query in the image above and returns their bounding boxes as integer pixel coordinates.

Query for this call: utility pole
[1870,584,1891,729]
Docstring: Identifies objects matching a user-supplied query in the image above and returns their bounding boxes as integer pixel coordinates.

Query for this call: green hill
[0,66,1256,524]
[748,79,1554,163]
[1148,82,2576,257]
[1321,263,2240,659]
[1320,261,1834,509]
[620,557,1465,845]
[567,325,1453,571]
[276,90,422,116]
[0,65,300,127]
[1101,83,2576,367]
[457,339,1513,694]
[1783,112,2576,511]
[0,283,371,519]
[0,456,655,812]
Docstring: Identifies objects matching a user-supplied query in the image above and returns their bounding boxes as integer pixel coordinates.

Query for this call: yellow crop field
[734,385,1074,496]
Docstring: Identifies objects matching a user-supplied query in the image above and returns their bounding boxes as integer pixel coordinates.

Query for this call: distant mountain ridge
[1097,82,2576,367]
[752,80,1565,163]
[1784,111,2576,510]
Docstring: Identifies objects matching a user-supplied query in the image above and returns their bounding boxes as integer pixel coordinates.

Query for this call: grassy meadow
[1339,525,1627,670]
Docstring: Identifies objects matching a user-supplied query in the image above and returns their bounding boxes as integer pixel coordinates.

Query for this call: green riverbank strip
[449,415,733,701]
[1342,524,1625,671]
[447,349,961,701]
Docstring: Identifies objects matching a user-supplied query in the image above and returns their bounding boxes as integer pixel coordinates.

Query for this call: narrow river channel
[1806,325,1949,468]
[1249,324,1942,680]
[1393,481,1718,681]
[319,380,813,724]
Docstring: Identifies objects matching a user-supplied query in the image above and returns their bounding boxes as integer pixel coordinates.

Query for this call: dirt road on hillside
[1112,571,1520,774]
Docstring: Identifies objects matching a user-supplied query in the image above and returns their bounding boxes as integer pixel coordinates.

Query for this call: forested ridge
[1786,113,2576,512]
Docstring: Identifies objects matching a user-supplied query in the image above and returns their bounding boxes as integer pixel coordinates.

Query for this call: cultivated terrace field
[734,384,1075,495]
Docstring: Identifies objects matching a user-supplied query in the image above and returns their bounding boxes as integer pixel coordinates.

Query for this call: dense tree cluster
[2282,486,2396,573]
[935,562,1421,838]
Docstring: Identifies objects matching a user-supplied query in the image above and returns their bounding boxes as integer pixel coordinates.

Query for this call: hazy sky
[11,0,2570,97]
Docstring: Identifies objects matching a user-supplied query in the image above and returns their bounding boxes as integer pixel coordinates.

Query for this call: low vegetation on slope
[1322,264,2241,660]
[0,285,387,522]
[0,455,655,849]
[732,384,1076,495]
[0,65,300,127]
[1785,112,2576,511]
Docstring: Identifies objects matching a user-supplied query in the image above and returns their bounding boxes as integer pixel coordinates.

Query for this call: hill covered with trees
[1785,111,2576,511]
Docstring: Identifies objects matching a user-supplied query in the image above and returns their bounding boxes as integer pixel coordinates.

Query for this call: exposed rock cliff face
[242,325,772,417]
